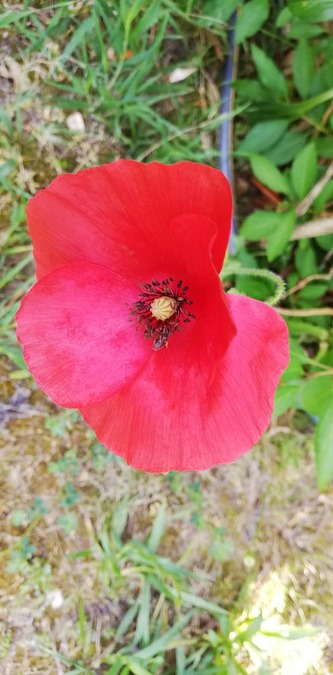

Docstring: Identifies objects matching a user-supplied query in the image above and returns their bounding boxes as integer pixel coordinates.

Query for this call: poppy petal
[81,295,288,473]
[166,213,236,360]
[16,262,151,408]
[27,160,232,281]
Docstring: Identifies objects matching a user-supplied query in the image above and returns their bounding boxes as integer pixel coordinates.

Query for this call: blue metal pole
[218,11,238,254]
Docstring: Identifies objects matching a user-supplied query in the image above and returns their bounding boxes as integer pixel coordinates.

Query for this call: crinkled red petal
[16,263,151,408]
[166,213,236,359]
[26,160,232,281]
[80,295,288,472]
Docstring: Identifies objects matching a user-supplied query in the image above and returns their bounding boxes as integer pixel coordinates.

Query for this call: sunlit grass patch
[1,394,332,672]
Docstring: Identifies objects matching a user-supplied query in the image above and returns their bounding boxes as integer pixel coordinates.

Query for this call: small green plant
[48,448,79,477]
[232,1,333,487]
[7,536,37,573]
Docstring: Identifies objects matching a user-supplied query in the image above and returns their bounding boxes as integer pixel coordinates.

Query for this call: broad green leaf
[315,137,333,159]
[288,21,326,38]
[235,0,269,44]
[293,39,314,99]
[295,240,317,276]
[266,210,296,261]
[240,210,281,241]
[251,44,289,100]
[250,154,291,195]
[273,384,299,417]
[300,376,333,417]
[299,282,328,302]
[235,247,258,270]
[315,401,333,490]
[234,79,268,102]
[236,276,272,301]
[289,0,333,22]
[316,234,333,251]
[276,7,293,27]
[289,337,308,361]
[289,340,330,371]
[313,179,333,212]
[291,142,317,199]
[280,351,304,382]
[311,62,333,96]
[265,130,306,165]
[248,88,333,119]
[203,0,239,22]
[238,120,289,153]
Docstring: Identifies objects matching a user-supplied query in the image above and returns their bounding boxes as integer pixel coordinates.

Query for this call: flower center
[150,296,178,321]
[131,277,195,350]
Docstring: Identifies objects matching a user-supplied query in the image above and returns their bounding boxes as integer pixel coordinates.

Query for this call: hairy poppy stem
[221,264,286,306]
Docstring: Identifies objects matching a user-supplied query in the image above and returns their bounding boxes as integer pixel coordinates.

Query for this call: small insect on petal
[153,335,168,351]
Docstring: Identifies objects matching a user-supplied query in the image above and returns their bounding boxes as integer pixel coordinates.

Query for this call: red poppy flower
[16,160,289,473]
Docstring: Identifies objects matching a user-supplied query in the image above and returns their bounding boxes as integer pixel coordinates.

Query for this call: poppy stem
[221,264,286,306]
